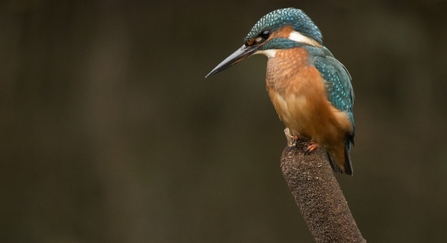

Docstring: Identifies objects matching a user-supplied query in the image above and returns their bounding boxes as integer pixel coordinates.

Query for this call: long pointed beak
[205,44,259,78]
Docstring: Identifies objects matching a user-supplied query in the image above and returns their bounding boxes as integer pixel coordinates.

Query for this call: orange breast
[265,48,352,148]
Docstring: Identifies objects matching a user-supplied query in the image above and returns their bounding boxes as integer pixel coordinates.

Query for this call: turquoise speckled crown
[245,8,323,45]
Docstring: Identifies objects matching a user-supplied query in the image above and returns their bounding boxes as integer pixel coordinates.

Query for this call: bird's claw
[304,142,320,155]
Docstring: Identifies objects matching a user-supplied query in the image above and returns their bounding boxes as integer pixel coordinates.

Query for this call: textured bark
[280,139,366,243]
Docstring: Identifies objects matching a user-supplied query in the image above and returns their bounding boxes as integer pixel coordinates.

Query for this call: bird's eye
[260,30,270,39]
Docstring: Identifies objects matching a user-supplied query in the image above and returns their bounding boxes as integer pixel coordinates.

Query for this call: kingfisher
[205,8,355,175]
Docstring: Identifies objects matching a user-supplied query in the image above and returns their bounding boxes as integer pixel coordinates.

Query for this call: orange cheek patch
[245,39,255,46]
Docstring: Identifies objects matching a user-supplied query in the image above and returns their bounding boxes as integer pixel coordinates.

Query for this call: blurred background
[1,0,447,242]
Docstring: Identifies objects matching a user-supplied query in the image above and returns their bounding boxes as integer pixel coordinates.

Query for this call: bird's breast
[265,48,312,95]
[265,48,332,138]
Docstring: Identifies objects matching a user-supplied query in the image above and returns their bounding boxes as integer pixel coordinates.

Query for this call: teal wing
[306,46,355,175]
[309,46,355,136]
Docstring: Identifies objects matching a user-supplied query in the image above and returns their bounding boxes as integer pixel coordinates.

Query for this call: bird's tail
[327,136,354,175]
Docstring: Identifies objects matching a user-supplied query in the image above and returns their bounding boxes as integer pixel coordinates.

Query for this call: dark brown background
[2,0,447,242]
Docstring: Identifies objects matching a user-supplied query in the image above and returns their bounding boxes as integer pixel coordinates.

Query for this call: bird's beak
[205,44,259,78]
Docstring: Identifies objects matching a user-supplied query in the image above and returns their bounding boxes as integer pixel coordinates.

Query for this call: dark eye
[260,30,270,39]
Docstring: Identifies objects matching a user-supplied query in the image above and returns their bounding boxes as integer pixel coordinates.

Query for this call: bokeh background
[2,0,447,242]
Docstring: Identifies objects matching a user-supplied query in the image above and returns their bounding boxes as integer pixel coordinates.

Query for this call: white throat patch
[254,49,277,58]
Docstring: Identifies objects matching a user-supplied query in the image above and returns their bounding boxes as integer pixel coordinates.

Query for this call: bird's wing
[310,47,355,130]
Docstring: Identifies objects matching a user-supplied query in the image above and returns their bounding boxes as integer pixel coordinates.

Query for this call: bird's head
[205,8,323,78]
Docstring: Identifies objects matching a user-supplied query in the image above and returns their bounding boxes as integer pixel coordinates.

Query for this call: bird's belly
[268,89,350,146]
[269,91,313,137]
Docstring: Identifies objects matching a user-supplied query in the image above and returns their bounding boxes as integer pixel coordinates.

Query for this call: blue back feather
[306,46,355,142]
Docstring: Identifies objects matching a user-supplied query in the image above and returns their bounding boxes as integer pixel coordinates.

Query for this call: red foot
[305,142,320,154]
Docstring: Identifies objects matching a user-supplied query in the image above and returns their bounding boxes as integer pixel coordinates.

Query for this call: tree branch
[280,138,366,243]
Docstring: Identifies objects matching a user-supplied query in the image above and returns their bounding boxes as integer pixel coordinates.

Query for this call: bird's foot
[284,128,299,147]
[304,142,320,155]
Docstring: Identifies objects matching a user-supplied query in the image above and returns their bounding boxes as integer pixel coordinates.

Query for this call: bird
[205,8,355,175]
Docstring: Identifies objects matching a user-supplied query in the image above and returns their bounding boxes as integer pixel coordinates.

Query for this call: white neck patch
[288,31,320,47]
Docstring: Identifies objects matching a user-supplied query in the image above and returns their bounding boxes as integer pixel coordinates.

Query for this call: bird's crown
[244,8,323,47]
